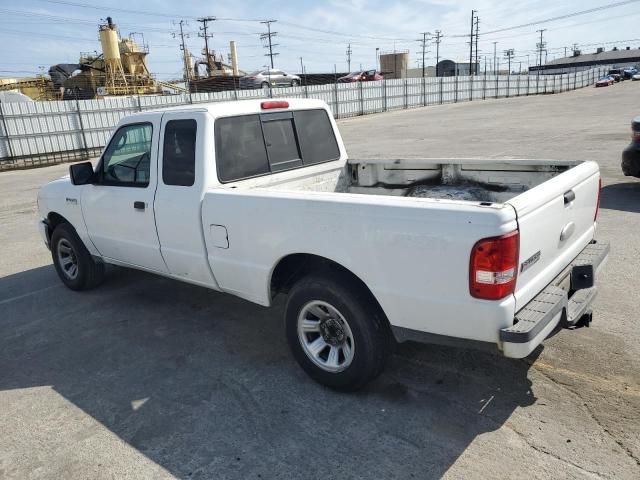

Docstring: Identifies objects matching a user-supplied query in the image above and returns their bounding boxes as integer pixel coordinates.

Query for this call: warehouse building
[530,46,640,74]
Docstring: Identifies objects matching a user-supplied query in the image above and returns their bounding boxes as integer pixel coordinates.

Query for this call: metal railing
[0,66,608,170]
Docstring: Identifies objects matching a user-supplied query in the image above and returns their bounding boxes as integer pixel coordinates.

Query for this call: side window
[294,110,340,165]
[216,114,269,182]
[101,123,152,186]
[162,119,197,186]
[261,113,302,171]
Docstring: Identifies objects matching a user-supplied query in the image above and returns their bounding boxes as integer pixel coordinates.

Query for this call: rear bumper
[500,240,609,358]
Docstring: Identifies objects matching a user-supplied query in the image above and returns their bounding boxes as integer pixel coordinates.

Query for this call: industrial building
[530,46,640,74]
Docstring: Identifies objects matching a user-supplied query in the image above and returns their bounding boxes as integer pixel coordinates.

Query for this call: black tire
[291,79,300,87]
[285,271,391,391]
[51,223,104,291]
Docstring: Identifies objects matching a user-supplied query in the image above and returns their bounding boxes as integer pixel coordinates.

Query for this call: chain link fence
[0,67,609,171]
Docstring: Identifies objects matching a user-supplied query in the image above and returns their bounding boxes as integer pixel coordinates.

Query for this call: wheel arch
[269,253,389,326]
[46,211,72,237]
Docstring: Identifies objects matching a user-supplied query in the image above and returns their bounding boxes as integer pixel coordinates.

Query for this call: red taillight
[261,100,289,110]
[469,230,519,300]
[594,176,602,222]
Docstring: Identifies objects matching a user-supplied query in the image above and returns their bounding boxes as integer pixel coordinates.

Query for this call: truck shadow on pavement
[1,265,539,479]
[600,181,640,213]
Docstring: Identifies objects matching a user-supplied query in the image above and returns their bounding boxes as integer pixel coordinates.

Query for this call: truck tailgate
[507,161,601,311]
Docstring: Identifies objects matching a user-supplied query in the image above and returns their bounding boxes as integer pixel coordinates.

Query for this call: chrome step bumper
[500,240,610,358]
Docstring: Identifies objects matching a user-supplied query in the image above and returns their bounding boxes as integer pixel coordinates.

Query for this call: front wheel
[291,79,300,87]
[285,272,391,391]
[51,223,104,291]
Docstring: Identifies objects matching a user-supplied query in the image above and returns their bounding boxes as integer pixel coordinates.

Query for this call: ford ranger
[37,98,609,390]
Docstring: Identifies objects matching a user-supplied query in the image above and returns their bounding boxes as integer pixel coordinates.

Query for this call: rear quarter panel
[202,189,519,343]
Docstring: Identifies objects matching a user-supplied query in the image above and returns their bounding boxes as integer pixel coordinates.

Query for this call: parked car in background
[239,69,301,89]
[622,116,640,177]
[607,69,624,82]
[623,67,638,79]
[595,75,615,87]
[337,70,383,83]
[632,72,640,81]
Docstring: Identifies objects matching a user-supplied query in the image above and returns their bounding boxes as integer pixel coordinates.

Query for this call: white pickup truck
[37,98,609,390]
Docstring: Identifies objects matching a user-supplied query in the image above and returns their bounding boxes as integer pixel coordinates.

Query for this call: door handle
[563,190,576,205]
[133,201,145,211]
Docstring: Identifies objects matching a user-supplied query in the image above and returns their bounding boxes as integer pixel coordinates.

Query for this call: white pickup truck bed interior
[232,158,575,205]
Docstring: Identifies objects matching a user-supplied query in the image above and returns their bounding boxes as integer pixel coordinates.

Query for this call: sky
[1,0,640,80]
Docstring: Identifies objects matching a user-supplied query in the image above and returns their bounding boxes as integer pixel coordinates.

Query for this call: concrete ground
[1,81,639,479]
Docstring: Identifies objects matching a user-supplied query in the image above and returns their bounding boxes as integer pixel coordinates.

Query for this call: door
[154,111,218,287]
[81,116,168,272]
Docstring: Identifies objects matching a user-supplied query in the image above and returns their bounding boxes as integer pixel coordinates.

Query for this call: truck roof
[127,98,330,120]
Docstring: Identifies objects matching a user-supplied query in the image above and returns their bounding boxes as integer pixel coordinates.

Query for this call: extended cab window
[163,119,197,186]
[101,123,152,187]
[216,109,340,183]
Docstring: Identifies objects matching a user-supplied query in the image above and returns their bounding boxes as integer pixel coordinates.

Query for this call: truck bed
[230,158,577,205]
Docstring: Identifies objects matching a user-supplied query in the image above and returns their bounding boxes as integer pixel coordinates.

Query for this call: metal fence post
[75,94,89,160]
[573,68,577,90]
[422,75,426,106]
[137,96,143,111]
[333,80,339,118]
[470,75,474,101]
[526,75,530,96]
[517,75,520,96]
[506,74,510,98]
[495,73,499,98]
[359,81,364,115]
[483,69,487,100]
[383,79,387,112]
[454,75,458,103]
[404,78,408,109]
[0,101,15,163]
[439,77,444,104]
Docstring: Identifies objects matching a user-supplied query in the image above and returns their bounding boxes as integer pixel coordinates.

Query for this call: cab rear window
[215,109,340,183]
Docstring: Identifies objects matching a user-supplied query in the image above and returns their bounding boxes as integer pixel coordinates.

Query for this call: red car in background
[595,75,615,87]
[337,70,384,83]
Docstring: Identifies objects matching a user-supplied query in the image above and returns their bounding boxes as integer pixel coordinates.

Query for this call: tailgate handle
[563,190,576,205]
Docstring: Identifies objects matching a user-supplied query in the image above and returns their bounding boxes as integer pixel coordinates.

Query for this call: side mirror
[69,162,95,185]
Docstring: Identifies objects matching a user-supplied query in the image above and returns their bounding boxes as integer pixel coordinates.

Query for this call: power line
[450,0,640,37]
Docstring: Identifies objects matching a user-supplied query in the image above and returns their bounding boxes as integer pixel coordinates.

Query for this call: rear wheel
[285,272,391,391]
[51,223,104,291]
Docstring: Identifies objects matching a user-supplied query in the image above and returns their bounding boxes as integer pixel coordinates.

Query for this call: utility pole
[173,20,191,84]
[260,20,279,69]
[416,32,430,77]
[564,46,568,57]
[434,30,442,76]
[504,49,514,74]
[469,10,476,75]
[474,16,479,75]
[299,57,304,74]
[346,43,352,72]
[197,16,215,76]
[493,41,497,73]
[537,29,547,69]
